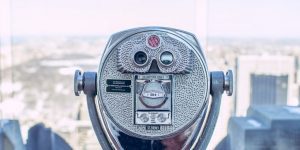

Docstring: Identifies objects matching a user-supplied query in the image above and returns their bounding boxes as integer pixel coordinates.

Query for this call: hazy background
[1,0,300,149]
[9,0,300,38]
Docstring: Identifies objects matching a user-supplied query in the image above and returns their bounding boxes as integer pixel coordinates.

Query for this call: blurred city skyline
[1,0,300,149]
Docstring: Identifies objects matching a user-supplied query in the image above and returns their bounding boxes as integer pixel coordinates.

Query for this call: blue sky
[10,0,300,38]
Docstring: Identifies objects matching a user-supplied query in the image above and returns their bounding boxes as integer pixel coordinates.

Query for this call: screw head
[74,70,83,96]
[224,70,233,96]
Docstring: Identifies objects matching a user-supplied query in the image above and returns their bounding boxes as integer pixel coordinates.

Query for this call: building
[227,106,300,150]
[250,74,288,106]
[235,55,298,116]
[0,120,25,150]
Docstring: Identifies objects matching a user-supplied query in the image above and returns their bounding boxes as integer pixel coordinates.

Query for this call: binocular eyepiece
[74,27,233,150]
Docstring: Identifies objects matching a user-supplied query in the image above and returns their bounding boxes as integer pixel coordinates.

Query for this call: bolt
[74,70,83,96]
[224,70,233,96]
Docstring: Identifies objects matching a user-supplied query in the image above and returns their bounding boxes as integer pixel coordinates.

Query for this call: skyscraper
[235,55,298,116]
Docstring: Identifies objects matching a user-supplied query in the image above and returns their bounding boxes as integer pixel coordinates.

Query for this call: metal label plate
[106,86,131,93]
[107,79,131,86]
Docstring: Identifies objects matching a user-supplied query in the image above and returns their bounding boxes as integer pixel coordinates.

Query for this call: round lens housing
[134,51,148,65]
[160,51,173,66]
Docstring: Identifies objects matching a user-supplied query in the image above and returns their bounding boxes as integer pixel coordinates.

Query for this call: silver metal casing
[96,27,211,149]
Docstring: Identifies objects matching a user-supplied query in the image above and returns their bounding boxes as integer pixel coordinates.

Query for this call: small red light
[147,35,160,48]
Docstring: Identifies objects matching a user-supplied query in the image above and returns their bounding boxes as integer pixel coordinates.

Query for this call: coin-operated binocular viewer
[74,27,233,150]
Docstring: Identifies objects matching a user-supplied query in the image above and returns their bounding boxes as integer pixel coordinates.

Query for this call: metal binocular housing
[74,27,233,150]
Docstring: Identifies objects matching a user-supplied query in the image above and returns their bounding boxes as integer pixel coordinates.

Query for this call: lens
[134,51,148,65]
[160,51,173,65]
